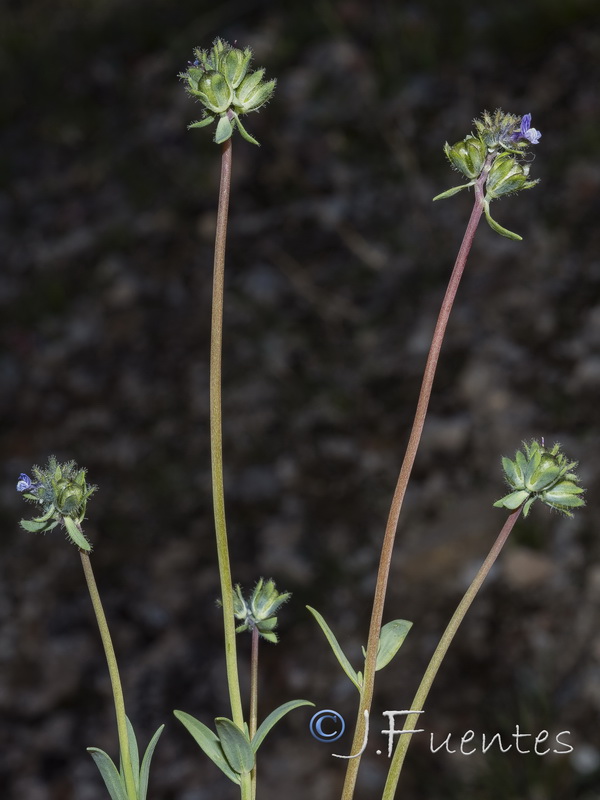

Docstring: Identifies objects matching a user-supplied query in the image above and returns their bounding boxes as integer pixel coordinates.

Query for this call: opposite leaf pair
[89,718,164,800]
[174,700,313,786]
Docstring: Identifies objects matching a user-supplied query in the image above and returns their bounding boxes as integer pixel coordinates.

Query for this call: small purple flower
[16,473,40,494]
[512,113,541,145]
[17,473,34,492]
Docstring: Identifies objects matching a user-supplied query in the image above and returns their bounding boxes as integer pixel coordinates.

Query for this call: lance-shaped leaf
[484,202,522,241]
[493,489,529,511]
[374,619,412,671]
[123,717,140,796]
[139,724,165,800]
[64,515,92,551]
[173,710,240,784]
[307,606,361,691]
[432,182,475,201]
[214,717,254,775]
[188,116,215,129]
[251,699,315,753]
[20,517,59,533]
[87,748,129,800]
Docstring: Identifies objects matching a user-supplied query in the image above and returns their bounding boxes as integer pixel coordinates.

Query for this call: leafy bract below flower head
[494,440,585,518]
[17,456,96,551]
[179,38,276,146]
[434,109,541,240]
[232,578,291,643]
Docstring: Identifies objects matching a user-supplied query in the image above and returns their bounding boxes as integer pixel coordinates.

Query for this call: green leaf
[124,717,140,795]
[432,182,474,201]
[87,748,129,800]
[484,202,522,241]
[523,495,536,516]
[306,606,361,692]
[251,699,315,753]
[501,456,520,488]
[493,490,529,510]
[139,724,165,800]
[528,464,562,491]
[173,710,240,785]
[188,115,215,129]
[20,518,54,532]
[234,114,260,146]
[215,115,233,144]
[64,515,91,551]
[214,717,255,775]
[374,619,412,671]
[515,448,528,475]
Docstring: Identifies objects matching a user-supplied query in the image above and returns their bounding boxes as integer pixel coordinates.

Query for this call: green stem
[210,137,245,730]
[341,156,494,800]
[381,506,522,799]
[79,550,137,800]
[250,625,259,800]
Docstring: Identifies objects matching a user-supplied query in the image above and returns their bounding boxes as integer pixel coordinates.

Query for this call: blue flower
[17,473,34,492]
[513,113,541,145]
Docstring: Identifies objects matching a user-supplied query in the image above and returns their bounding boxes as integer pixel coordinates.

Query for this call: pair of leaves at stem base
[88,717,164,800]
[174,699,314,785]
[307,606,412,693]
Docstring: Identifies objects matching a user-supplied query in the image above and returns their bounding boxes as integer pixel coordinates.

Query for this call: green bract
[443,135,487,181]
[233,578,291,643]
[484,152,538,199]
[19,456,96,551]
[494,440,585,518]
[180,38,276,145]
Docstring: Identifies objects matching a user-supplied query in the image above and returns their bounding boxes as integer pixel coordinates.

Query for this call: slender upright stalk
[249,625,259,738]
[381,506,522,799]
[341,156,494,800]
[210,138,245,730]
[79,550,137,800]
[250,625,260,800]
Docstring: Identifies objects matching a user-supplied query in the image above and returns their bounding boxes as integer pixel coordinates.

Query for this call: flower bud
[250,578,291,621]
[485,153,538,199]
[234,70,276,114]
[221,47,252,89]
[55,480,85,515]
[444,134,487,180]
[232,578,291,643]
[195,71,234,114]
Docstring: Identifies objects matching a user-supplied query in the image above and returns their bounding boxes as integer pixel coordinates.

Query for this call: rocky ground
[1,1,600,798]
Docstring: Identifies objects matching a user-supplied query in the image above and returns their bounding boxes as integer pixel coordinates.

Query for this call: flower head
[180,38,276,146]
[494,440,585,517]
[232,578,291,643]
[17,456,96,551]
[434,109,542,240]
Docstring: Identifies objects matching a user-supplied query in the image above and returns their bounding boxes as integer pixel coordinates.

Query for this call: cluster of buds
[180,38,276,146]
[494,440,585,517]
[435,110,541,240]
[233,578,291,643]
[17,456,96,551]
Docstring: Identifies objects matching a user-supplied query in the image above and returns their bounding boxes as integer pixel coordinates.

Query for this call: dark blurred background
[2,1,600,798]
